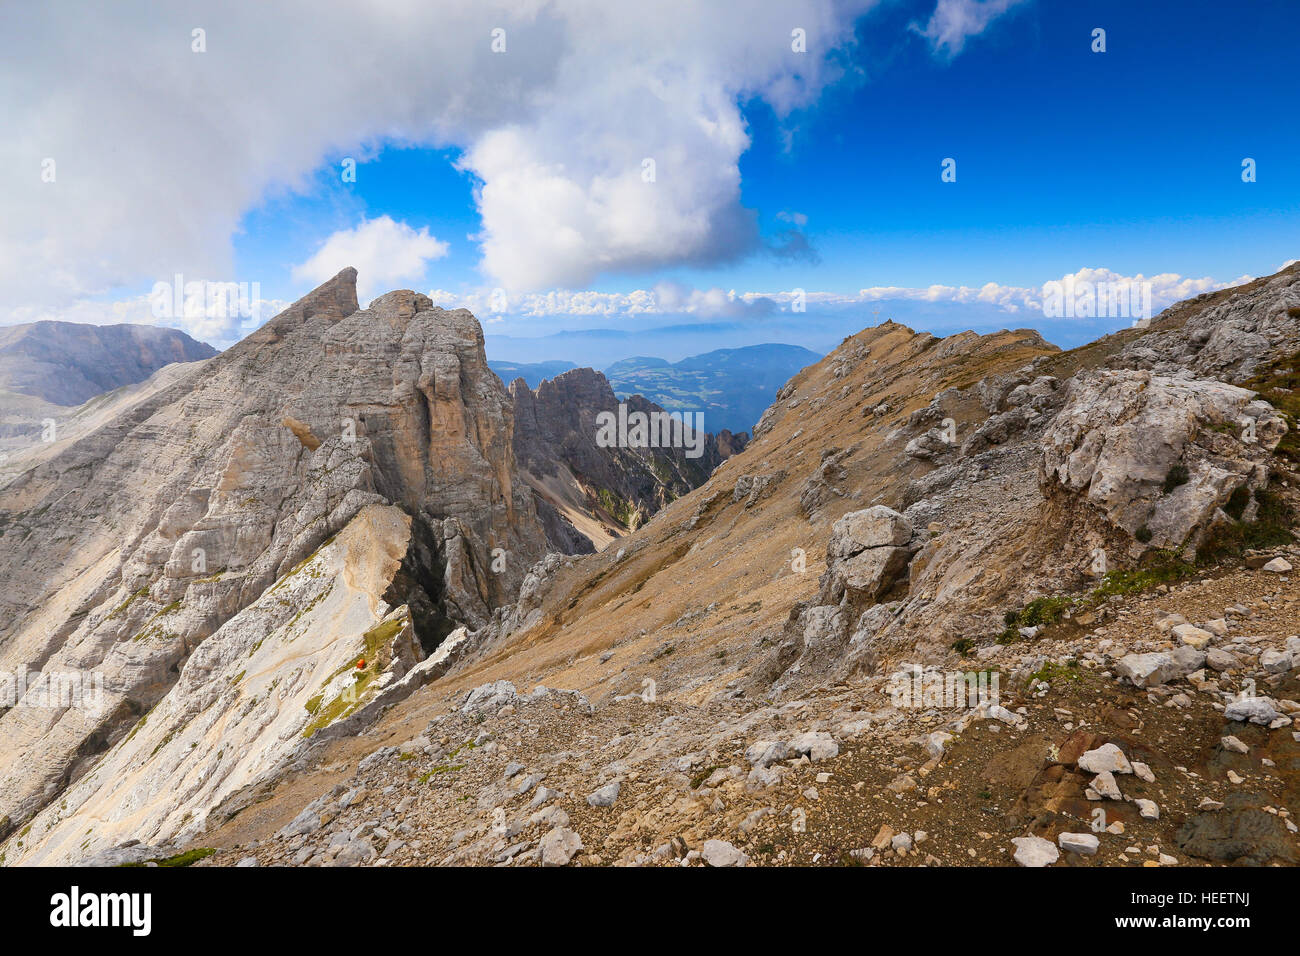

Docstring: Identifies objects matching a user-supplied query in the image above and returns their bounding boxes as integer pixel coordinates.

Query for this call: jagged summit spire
[237,266,359,350]
[297,266,359,322]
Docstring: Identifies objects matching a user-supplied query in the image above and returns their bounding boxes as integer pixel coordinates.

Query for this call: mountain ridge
[0,319,217,406]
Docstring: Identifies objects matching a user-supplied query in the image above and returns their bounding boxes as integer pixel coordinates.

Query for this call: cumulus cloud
[426,281,776,321]
[463,267,1244,322]
[1,0,878,324]
[292,217,448,303]
[913,0,1029,58]
[847,267,1250,316]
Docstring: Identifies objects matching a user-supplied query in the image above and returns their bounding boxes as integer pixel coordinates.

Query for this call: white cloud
[440,266,1246,321]
[41,264,1247,348]
[913,0,1029,58]
[799,267,1247,317]
[292,217,448,303]
[427,280,778,321]
[1,0,878,323]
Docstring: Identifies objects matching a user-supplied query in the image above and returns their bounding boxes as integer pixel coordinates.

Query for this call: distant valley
[490,343,821,435]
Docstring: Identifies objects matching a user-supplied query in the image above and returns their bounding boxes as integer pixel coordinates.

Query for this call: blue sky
[4,0,1297,358]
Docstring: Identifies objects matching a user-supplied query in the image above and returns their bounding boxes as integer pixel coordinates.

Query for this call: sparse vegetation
[119,847,215,868]
[1027,659,1082,686]
[999,595,1074,642]
[1242,348,1300,462]
[1000,550,1198,643]
[1162,463,1189,494]
[1197,485,1294,565]
[301,615,407,738]
[106,585,150,620]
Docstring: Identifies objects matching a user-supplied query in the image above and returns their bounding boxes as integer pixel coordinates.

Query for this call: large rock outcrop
[1040,370,1286,549]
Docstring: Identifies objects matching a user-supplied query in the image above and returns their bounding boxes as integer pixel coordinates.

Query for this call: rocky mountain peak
[508,366,745,552]
[236,266,360,351]
[0,270,545,853]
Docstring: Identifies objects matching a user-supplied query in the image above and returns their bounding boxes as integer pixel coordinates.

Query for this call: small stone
[1171,623,1213,650]
[1115,653,1177,687]
[1260,649,1293,674]
[924,731,954,758]
[1058,832,1099,856]
[1155,613,1187,634]
[586,781,621,807]
[1011,835,1059,867]
[701,839,749,867]
[1225,697,1278,724]
[332,838,376,867]
[1262,557,1293,573]
[787,731,839,762]
[887,774,917,794]
[1091,770,1123,800]
[1132,761,1155,783]
[279,809,321,838]
[1206,648,1237,672]
[539,827,584,867]
[1221,735,1248,754]
[745,740,788,767]
[1078,743,1133,775]
[1135,799,1160,820]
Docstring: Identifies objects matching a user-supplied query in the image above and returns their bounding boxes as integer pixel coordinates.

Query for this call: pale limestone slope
[13,504,417,864]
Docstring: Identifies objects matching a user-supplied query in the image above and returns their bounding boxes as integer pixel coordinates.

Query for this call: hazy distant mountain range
[603,345,821,434]
[487,359,579,388]
[0,320,216,406]
[490,343,821,434]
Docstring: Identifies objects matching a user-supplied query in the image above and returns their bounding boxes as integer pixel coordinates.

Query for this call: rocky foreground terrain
[2,263,1300,867]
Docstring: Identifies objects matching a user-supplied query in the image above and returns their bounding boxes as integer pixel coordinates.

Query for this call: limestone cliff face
[509,367,744,551]
[12,504,425,864]
[0,269,545,841]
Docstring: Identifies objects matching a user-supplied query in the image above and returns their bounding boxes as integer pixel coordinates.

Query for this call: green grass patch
[417,764,464,783]
[119,847,216,868]
[999,550,1197,643]
[1197,486,1294,565]
[1027,659,1082,686]
[1091,549,1197,600]
[301,615,407,738]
